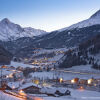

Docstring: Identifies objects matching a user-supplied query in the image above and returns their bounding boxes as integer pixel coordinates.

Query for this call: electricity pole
[0,66,2,88]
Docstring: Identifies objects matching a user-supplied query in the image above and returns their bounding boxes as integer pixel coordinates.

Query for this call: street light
[79,86,84,91]
[88,79,92,85]
[12,86,15,89]
[59,78,63,83]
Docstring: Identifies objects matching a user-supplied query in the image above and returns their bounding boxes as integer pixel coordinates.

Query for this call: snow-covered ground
[42,87,100,100]
[9,61,38,68]
[67,65,100,73]
[0,91,23,100]
[94,53,100,65]
[30,72,55,80]
[41,87,100,100]
[30,67,100,80]
[6,61,100,81]
[1,88,100,100]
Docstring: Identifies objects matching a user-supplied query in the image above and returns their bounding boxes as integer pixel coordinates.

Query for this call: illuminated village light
[6,75,9,78]
[79,86,84,91]
[71,79,75,83]
[12,86,15,89]
[34,80,39,85]
[88,79,92,84]
[59,78,63,83]
[94,84,97,86]
[19,90,26,96]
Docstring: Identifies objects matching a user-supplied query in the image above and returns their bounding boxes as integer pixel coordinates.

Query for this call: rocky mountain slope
[1,10,100,61]
[58,34,100,69]
[29,9,100,49]
[0,45,12,65]
[0,18,47,41]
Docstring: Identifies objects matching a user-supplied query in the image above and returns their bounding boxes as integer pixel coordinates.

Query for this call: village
[0,62,100,100]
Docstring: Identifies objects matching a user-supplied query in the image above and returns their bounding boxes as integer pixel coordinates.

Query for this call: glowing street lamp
[88,79,92,84]
[79,86,84,91]
[59,78,63,83]
[6,75,9,78]
[71,79,75,83]
[12,86,15,89]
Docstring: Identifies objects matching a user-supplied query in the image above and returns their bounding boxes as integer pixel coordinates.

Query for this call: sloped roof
[19,82,42,90]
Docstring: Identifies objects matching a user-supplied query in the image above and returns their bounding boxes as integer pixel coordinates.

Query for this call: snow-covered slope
[59,9,100,31]
[0,18,47,41]
[24,27,47,36]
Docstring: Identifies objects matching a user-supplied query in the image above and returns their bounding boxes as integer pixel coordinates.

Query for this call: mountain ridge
[1,10,100,58]
[0,18,47,41]
[58,9,100,32]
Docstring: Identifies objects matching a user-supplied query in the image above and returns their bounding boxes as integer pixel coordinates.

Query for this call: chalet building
[19,83,41,94]
[5,85,13,90]
[13,71,24,81]
[9,66,16,70]
[79,79,87,85]
[1,65,8,69]
[7,82,22,90]
[0,68,24,82]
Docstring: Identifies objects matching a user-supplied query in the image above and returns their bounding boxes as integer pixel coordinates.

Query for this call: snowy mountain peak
[58,9,100,32]
[90,9,100,19]
[0,18,47,41]
[1,18,10,22]
[24,27,47,36]
[1,18,10,24]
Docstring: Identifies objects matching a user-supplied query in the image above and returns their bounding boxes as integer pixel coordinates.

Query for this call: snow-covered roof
[19,82,42,90]
[8,82,21,89]
[0,69,14,77]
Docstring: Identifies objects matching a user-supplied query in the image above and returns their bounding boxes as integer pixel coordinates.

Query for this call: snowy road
[57,69,100,75]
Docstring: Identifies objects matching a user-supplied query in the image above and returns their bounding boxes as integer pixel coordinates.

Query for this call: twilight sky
[0,0,100,32]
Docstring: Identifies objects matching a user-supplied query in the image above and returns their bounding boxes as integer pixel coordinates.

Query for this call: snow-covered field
[9,61,38,68]
[30,69,100,80]
[6,61,100,81]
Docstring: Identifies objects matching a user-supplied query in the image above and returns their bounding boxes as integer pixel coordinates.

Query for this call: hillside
[0,45,12,65]
[0,18,47,41]
[58,34,100,69]
[0,10,100,66]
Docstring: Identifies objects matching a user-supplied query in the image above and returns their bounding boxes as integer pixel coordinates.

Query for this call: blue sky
[0,0,100,32]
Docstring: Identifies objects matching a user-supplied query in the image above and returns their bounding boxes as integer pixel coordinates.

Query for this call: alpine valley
[1,10,100,68]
